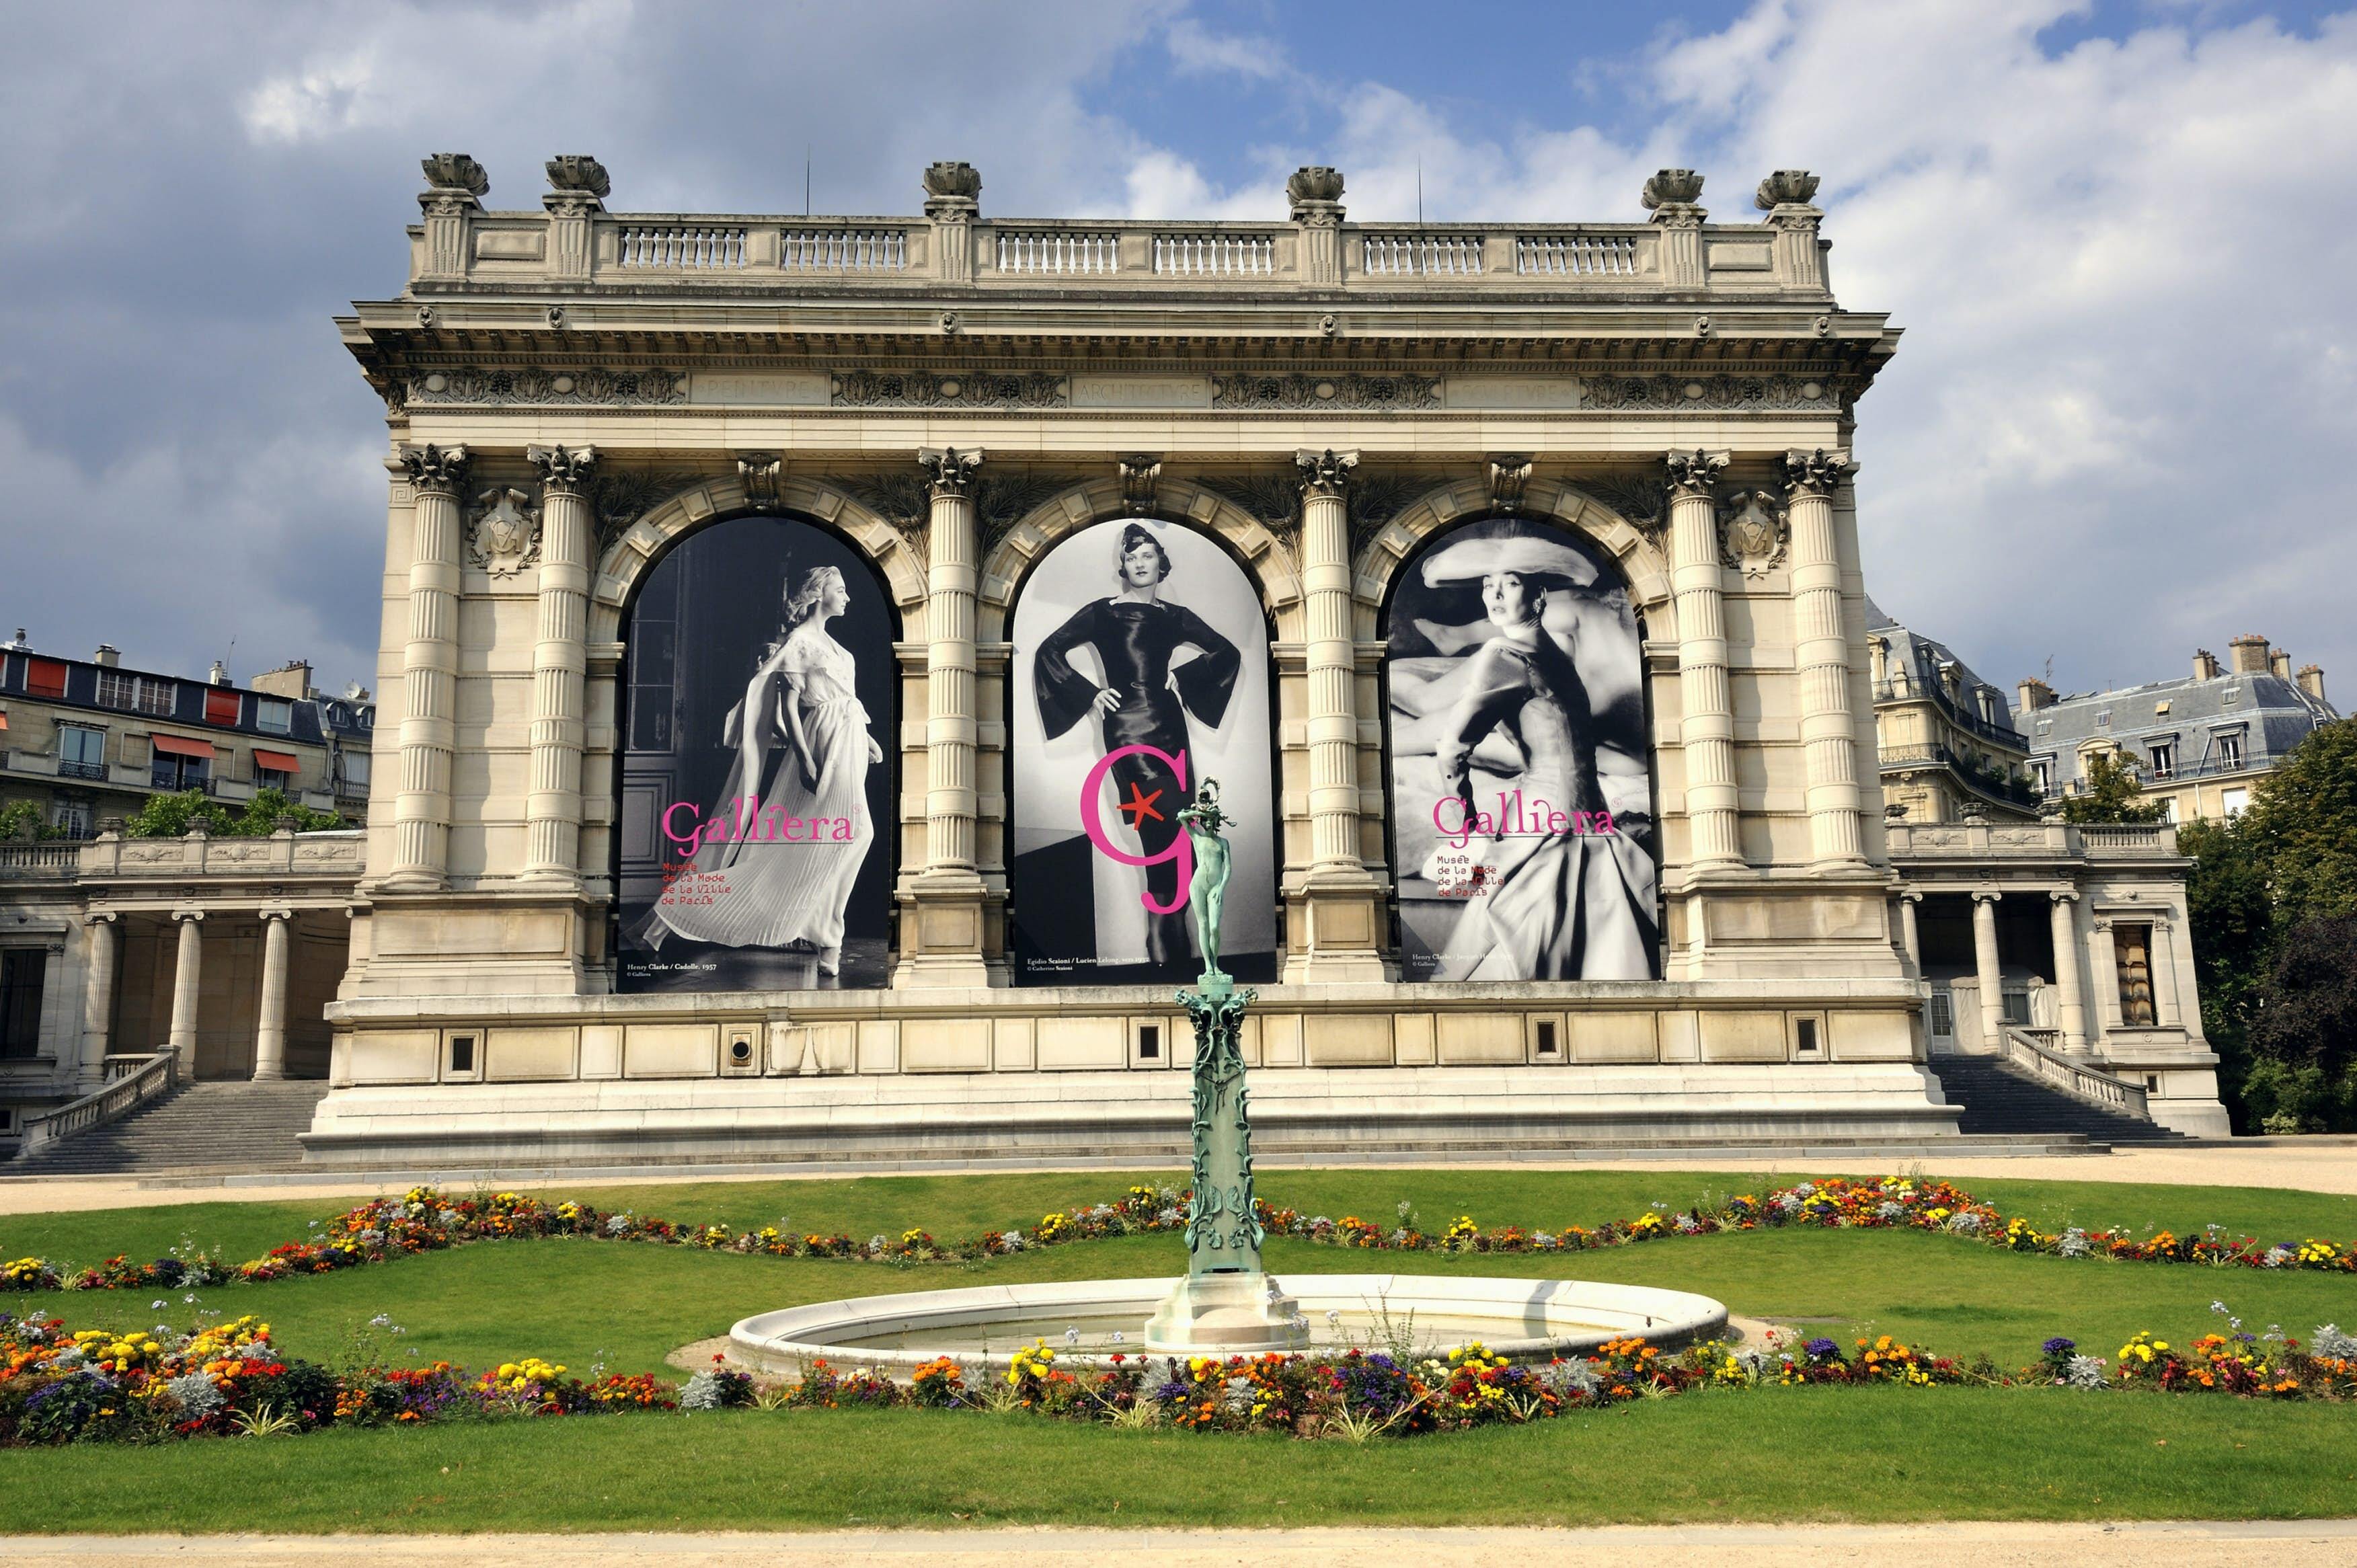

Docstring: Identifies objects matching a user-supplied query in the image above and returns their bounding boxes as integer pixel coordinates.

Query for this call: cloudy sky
[3,0,2353,707]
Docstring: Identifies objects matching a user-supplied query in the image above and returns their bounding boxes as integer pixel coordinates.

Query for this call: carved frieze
[405,367,686,407]
[1574,473,1670,549]
[1211,373,1440,411]
[830,370,1065,409]
[1580,373,1837,412]
[1717,489,1789,578]
[469,486,541,577]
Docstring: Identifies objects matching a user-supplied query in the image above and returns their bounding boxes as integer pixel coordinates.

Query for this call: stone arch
[587,473,928,641]
[976,477,1303,642]
[1350,477,1673,633]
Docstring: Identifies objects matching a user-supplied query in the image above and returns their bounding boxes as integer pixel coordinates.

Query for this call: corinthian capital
[1663,448,1728,501]
[1295,447,1359,498]
[1781,446,1851,498]
[919,446,982,497]
[393,443,470,494]
[527,443,598,489]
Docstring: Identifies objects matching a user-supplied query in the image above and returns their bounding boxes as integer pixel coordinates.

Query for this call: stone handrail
[20,1046,180,1157]
[416,208,1826,298]
[2079,824,2178,855]
[0,842,81,877]
[2000,1027,2151,1121]
[77,828,366,879]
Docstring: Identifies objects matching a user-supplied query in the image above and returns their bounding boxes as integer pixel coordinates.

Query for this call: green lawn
[3,1167,2353,1532]
[1,1391,2352,1532]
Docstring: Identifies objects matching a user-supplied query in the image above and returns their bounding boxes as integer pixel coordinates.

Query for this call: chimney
[93,643,120,668]
[248,660,314,700]
[2192,648,2220,680]
[2228,633,2270,675]
[2270,648,2293,680]
[208,660,232,687]
[2016,677,2056,713]
[2297,664,2327,703]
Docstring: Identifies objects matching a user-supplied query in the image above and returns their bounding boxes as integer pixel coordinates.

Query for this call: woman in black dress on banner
[1034,522,1241,968]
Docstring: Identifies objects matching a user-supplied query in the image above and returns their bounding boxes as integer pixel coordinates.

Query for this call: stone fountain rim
[728,1272,1728,1374]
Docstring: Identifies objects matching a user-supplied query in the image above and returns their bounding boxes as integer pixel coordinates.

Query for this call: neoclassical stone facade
[307,155,1966,1165]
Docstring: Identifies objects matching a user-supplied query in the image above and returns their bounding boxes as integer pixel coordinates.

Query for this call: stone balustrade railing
[2000,1026,2152,1120]
[1885,820,2179,861]
[75,828,367,879]
[403,154,1837,301]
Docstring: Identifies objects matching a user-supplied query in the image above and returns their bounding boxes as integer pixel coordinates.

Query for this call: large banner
[1385,516,1660,981]
[1009,518,1276,986]
[615,516,895,992]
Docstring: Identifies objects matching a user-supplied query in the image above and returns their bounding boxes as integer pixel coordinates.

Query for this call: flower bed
[3,1176,2352,1302]
[4,1307,2351,1449]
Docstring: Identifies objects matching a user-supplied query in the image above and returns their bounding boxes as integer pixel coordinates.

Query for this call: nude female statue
[1176,778,1232,982]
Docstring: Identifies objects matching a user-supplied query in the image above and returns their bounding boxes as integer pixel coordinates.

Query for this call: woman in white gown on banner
[645,565,880,976]
[1422,534,1657,981]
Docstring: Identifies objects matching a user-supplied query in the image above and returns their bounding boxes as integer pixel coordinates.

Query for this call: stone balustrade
[1885,820,2179,862]
[75,827,366,880]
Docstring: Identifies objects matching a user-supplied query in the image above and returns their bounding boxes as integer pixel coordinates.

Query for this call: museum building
[4,153,2232,1165]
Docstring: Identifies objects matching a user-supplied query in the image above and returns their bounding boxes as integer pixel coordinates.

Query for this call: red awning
[149,733,217,760]
[253,748,300,773]
[0,711,9,732]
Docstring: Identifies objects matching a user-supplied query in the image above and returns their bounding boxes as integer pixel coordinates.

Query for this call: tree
[2180,719,2357,1132]
[2060,750,2167,824]
[123,788,340,839]
[0,799,57,842]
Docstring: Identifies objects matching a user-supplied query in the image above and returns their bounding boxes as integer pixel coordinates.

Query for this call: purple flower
[1804,1337,1839,1360]
[2042,1337,2076,1356]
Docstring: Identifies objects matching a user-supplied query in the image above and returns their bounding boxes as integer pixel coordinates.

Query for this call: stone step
[4,1082,329,1177]
[1925,1057,2189,1144]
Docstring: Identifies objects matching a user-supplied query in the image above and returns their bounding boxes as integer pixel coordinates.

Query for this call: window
[2001,987,2031,1027]
[49,798,92,840]
[56,724,105,780]
[2148,741,2175,779]
[2113,926,2157,1027]
[1927,990,1954,1038]
[338,748,371,795]
[2159,797,2179,823]
[2216,734,2245,770]
[255,697,293,735]
[150,742,212,792]
[2221,787,2248,817]
[1,949,45,1059]
[98,671,174,716]
[1139,1024,1161,1060]
[203,688,241,726]
[2031,759,2053,796]
[26,658,67,699]
[257,762,293,792]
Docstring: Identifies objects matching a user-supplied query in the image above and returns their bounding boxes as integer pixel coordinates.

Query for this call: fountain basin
[728,1273,1728,1376]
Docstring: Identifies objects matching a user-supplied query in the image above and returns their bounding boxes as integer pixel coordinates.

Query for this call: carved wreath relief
[1718,489,1789,578]
[469,485,541,577]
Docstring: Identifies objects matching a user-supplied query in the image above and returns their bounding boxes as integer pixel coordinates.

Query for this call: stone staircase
[1925,1055,2190,1146]
[4,1081,330,1177]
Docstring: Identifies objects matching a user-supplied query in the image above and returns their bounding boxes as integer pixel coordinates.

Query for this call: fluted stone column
[253,909,291,1082]
[2048,890,2089,1054]
[1643,169,1707,288]
[1666,450,1742,872]
[523,444,596,884]
[1783,448,1867,871]
[1284,449,1386,982]
[923,163,980,284]
[1756,170,1826,292]
[897,446,990,988]
[1897,891,1923,977]
[1971,892,2004,1049]
[1287,167,1346,286]
[384,444,468,890]
[77,912,118,1091]
[167,911,204,1060]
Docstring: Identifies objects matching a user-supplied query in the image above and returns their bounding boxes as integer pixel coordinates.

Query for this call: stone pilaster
[1756,169,1825,292]
[418,154,486,283]
[383,443,468,891]
[1666,449,1741,873]
[1287,167,1346,286]
[1283,447,1387,983]
[923,162,980,285]
[77,912,117,1091]
[1782,447,1867,871]
[254,908,292,1081]
[522,443,597,885]
[896,445,990,988]
[1896,890,1923,977]
[543,155,608,282]
[1642,169,1707,290]
[2048,890,2089,1054]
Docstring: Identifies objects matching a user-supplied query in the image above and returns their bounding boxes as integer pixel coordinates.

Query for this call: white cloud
[241,45,385,144]
[1163,15,1289,80]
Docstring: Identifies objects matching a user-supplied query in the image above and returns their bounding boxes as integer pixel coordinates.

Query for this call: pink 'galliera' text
[1434,789,1617,848]
[664,798,855,858]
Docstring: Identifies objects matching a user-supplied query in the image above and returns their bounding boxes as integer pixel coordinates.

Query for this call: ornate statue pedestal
[1143,1269,1309,1355]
